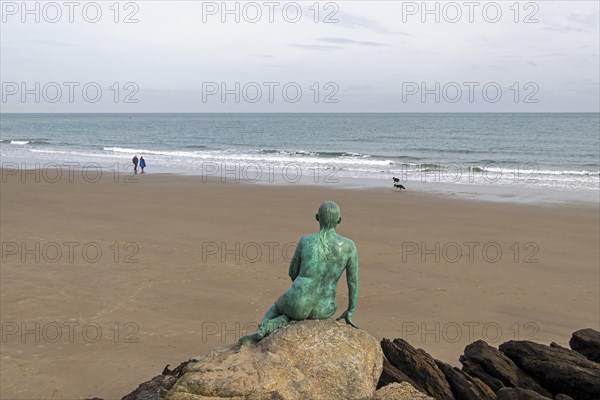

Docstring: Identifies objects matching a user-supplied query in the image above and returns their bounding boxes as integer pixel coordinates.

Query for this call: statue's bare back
[277,232,357,321]
[239,201,358,346]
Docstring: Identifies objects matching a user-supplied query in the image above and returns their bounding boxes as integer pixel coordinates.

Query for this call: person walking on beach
[132,155,139,174]
[139,156,146,173]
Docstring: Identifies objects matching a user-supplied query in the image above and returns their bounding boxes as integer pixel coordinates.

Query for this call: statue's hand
[336,310,359,329]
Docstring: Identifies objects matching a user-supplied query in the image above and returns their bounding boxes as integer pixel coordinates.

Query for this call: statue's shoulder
[337,235,357,250]
[298,233,318,244]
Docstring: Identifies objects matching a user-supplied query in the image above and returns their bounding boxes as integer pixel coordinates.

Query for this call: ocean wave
[482,165,600,176]
[190,147,424,162]
[387,162,600,177]
[259,149,386,159]
[101,146,401,167]
[30,149,122,158]
[2,138,52,145]
[9,145,598,181]
[103,146,210,158]
[104,146,170,154]
[259,149,319,157]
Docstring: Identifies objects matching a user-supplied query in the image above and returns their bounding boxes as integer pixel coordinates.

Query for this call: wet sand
[1,171,598,399]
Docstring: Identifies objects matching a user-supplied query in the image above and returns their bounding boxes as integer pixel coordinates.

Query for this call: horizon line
[1,111,599,115]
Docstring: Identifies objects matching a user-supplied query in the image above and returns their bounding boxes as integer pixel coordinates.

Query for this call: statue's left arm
[288,238,303,281]
[337,243,359,328]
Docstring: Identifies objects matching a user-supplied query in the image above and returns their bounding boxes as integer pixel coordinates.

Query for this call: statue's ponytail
[316,201,340,261]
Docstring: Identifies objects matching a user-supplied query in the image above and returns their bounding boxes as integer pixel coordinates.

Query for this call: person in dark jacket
[139,156,146,173]
[132,155,139,174]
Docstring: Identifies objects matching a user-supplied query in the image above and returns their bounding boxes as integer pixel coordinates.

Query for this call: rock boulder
[381,338,455,400]
[435,360,497,400]
[500,340,600,400]
[372,382,434,400]
[166,319,383,400]
[496,387,550,400]
[460,340,551,397]
[377,358,418,389]
[569,328,600,363]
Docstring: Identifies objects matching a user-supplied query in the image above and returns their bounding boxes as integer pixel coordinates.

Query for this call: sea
[1,113,599,204]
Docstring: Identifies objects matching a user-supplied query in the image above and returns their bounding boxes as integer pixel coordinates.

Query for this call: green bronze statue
[239,201,359,346]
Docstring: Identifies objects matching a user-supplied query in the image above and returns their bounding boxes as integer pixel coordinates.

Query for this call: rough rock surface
[371,382,434,400]
[554,395,575,400]
[381,338,454,400]
[496,388,574,400]
[377,358,418,389]
[117,328,600,400]
[500,340,600,400]
[122,361,192,400]
[435,360,497,400]
[496,387,550,400]
[460,340,551,397]
[569,328,600,363]
[459,355,505,392]
[166,319,383,400]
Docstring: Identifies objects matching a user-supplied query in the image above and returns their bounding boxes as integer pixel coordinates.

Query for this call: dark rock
[569,328,600,363]
[378,357,419,389]
[381,338,455,400]
[165,361,190,377]
[121,375,177,400]
[496,387,550,400]
[460,355,505,392]
[436,360,497,400]
[554,394,574,400]
[121,360,192,400]
[460,340,551,397]
[550,342,570,350]
[500,340,600,400]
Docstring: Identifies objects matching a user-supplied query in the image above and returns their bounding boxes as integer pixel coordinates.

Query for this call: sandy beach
[1,170,598,400]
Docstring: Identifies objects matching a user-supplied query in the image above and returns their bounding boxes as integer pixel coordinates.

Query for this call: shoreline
[1,170,599,399]
[2,161,599,206]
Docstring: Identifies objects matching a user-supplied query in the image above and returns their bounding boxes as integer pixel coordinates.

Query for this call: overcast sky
[1,0,599,112]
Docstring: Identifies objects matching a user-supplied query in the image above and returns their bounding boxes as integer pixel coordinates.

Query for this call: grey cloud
[317,37,388,47]
[288,44,343,52]
[495,53,566,59]
[537,53,568,58]
[288,37,388,52]
[28,39,73,47]
[562,79,600,87]
[471,64,510,72]
[541,23,588,33]
[345,85,372,92]
[335,12,409,36]
[567,12,599,27]
[261,64,286,68]
[401,49,440,56]
[475,35,491,44]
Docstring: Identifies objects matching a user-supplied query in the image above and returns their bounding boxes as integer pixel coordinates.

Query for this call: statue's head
[315,201,341,229]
